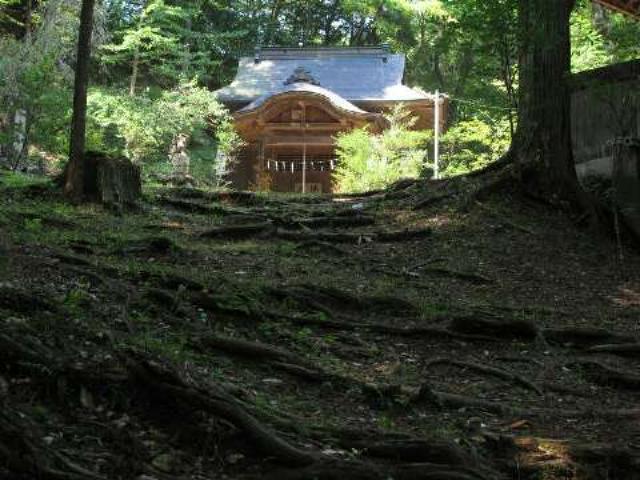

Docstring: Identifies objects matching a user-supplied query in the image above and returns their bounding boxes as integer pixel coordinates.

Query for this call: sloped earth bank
[1,174,640,480]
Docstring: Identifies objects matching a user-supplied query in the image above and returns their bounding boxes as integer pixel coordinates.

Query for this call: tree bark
[24,0,32,41]
[64,0,96,202]
[513,0,587,207]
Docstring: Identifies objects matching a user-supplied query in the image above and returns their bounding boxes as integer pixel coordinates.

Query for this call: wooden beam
[264,136,334,146]
[594,0,640,18]
[263,123,344,131]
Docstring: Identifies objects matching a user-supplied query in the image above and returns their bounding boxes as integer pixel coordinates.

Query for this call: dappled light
[1,0,640,479]
[610,284,640,307]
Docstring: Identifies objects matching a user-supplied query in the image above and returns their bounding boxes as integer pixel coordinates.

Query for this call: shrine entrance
[229,86,383,193]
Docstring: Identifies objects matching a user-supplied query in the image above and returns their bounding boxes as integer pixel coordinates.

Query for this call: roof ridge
[256,45,392,59]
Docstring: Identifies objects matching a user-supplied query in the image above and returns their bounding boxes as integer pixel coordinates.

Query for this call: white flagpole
[434,89,440,180]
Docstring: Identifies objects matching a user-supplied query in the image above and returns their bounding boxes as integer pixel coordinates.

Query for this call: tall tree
[511,0,587,207]
[64,0,96,201]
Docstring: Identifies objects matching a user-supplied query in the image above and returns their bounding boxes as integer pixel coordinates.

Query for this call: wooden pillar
[301,101,306,194]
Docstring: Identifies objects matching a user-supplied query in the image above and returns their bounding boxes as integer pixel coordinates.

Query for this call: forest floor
[1,171,640,480]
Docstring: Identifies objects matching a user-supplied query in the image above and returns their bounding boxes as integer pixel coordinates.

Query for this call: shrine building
[216,45,447,193]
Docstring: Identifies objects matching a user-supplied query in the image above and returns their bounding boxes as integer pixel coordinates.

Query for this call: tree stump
[84,151,141,209]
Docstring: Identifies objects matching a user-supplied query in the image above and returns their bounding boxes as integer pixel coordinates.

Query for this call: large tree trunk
[64,0,96,202]
[513,0,585,205]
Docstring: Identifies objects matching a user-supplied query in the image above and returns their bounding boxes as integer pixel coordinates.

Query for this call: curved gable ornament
[284,66,320,86]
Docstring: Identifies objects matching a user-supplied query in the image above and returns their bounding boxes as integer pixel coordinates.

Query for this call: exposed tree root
[426,358,542,394]
[476,303,570,317]
[0,285,59,314]
[274,227,432,244]
[123,352,316,467]
[287,215,375,229]
[346,439,473,465]
[152,272,205,292]
[418,267,492,285]
[268,311,498,343]
[198,219,432,244]
[422,390,515,416]
[115,236,178,255]
[267,284,419,318]
[270,361,330,382]
[194,334,318,371]
[495,356,543,367]
[0,407,106,480]
[373,228,433,242]
[0,330,59,366]
[160,196,223,214]
[59,265,108,286]
[260,460,489,480]
[586,343,640,357]
[449,315,538,341]
[568,360,640,390]
[474,201,536,234]
[543,327,634,347]
[189,291,263,318]
[293,240,349,256]
[200,222,273,240]
[457,171,515,213]
[1,328,318,471]
[169,188,270,206]
[542,382,590,397]
[414,388,640,419]
[50,251,95,267]
[413,191,458,210]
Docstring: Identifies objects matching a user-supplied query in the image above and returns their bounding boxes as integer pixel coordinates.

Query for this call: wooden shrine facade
[230,88,384,193]
[217,46,447,193]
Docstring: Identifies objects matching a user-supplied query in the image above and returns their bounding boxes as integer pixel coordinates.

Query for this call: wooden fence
[571,59,640,235]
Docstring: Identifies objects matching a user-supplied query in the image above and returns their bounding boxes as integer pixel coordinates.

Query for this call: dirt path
[1,175,639,479]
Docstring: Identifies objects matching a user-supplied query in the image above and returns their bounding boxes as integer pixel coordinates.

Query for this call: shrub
[87,81,242,186]
[439,118,510,177]
[333,106,429,193]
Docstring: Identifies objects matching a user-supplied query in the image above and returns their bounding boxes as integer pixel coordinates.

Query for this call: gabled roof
[216,46,431,104]
[236,83,370,116]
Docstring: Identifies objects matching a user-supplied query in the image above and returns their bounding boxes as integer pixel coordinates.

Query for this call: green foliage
[0,1,80,164]
[3,0,640,182]
[0,170,51,190]
[100,0,188,86]
[571,0,640,73]
[87,80,242,184]
[401,0,519,129]
[571,2,613,72]
[439,117,511,177]
[334,106,429,193]
[99,0,243,89]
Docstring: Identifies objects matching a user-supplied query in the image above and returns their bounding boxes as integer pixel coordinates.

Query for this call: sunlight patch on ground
[610,284,640,307]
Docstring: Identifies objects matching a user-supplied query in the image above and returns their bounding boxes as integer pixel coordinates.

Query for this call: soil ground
[1,171,639,479]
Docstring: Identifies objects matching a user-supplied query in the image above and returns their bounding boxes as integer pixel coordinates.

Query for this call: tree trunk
[64,0,96,202]
[24,0,32,41]
[513,0,587,207]
[9,110,27,170]
[515,0,577,197]
[129,50,139,97]
[128,0,147,97]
